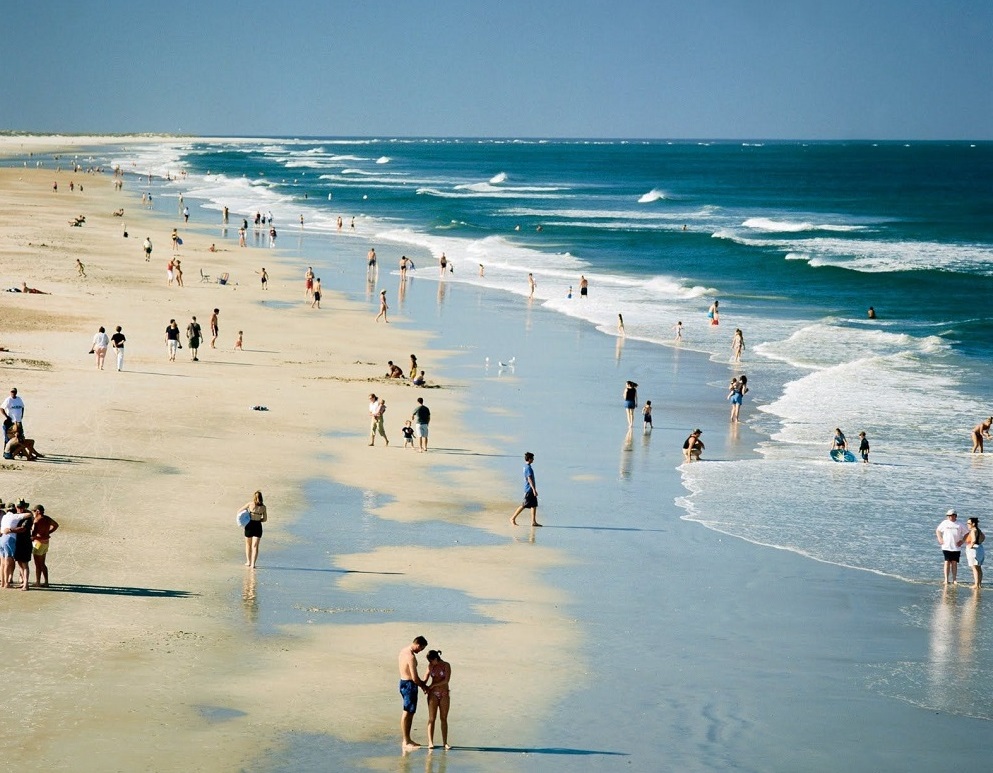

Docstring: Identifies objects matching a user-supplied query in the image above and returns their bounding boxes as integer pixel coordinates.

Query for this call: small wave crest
[637,189,666,204]
[489,172,508,184]
[743,217,865,233]
[375,156,391,164]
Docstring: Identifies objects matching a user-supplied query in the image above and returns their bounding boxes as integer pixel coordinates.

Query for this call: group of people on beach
[398,636,453,751]
[2,387,42,462]
[163,310,229,362]
[367,393,433,451]
[832,428,871,463]
[0,498,58,590]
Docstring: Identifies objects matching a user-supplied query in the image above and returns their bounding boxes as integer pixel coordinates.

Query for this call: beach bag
[236,508,252,528]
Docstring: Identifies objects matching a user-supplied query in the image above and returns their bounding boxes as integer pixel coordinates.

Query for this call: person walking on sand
[376,289,389,322]
[971,417,993,453]
[412,397,431,452]
[243,490,267,568]
[143,236,153,262]
[209,309,219,349]
[708,300,719,326]
[91,326,110,370]
[936,509,967,585]
[305,266,314,297]
[731,328,744,362]
[110,326,126,371]
[964,517,985,588]
[30,504,58,587]
[398,636,428,751]
[369,394,389,446]
[510,452,541,527]
[165,319,181,361]
[312,277,322,309]
[235,331,243,350]
[425,649,452,750]
[76,258,86,277]
[186,316,202,361]
[259,267,268,290]
[673,320,683,341]
[171,228,180,253]
[623,380,638,427]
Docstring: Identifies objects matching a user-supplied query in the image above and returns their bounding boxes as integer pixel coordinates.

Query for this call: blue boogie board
[830,449,857,463]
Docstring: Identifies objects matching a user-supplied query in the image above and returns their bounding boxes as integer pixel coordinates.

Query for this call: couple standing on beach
[399,636,452,751]
[936,509,984,587]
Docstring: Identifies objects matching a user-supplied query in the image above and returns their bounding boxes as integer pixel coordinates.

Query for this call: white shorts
[967,545,985,566]
[415,424,429,438]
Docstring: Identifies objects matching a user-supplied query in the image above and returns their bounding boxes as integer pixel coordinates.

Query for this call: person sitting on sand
[412,370,426,387]
[385,361,404,379]
[683,429,704,461]
[971,417,993,453]
[3,421,43,461]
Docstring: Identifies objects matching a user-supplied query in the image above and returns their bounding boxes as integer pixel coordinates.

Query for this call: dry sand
[0,139,577,769]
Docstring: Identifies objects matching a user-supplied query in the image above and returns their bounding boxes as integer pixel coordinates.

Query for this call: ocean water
[101,137,993,585]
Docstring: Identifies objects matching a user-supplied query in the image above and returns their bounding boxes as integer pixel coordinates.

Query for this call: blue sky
[3,1,990,139]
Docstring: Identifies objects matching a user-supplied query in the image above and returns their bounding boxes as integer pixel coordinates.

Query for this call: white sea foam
[742,217,867,233]
[376,156,391,164]
[416,186,564,200]
[716,230,993,275]
[489,172,508,183]
[500,206,719,222]
[637,189,667,203]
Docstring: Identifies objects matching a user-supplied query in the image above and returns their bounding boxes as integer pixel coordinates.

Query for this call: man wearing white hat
[936,509,968,585]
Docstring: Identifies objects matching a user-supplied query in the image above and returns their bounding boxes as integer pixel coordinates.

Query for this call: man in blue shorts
[398,635,428,750]
[510,452,541,527]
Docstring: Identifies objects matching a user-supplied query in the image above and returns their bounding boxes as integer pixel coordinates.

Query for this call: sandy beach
[3,137,992,773]
[0,139,581,770]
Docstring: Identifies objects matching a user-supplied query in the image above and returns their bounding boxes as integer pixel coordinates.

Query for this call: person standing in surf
[832,428,848,451]
[623,380,638,427]
[708,300,719,326]
[731,328,744,362]
[971,417,993,453]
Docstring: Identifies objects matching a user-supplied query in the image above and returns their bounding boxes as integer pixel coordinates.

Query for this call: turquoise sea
[106,137,993,583]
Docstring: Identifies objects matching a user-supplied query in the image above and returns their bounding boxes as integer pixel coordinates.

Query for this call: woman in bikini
[425,650,452,750]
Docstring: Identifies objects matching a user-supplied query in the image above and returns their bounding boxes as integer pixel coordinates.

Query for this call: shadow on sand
[41,583,196,598]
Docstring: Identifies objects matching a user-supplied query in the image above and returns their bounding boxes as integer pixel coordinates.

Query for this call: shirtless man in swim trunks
[398,636,428,751]
[971,417,993,453]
